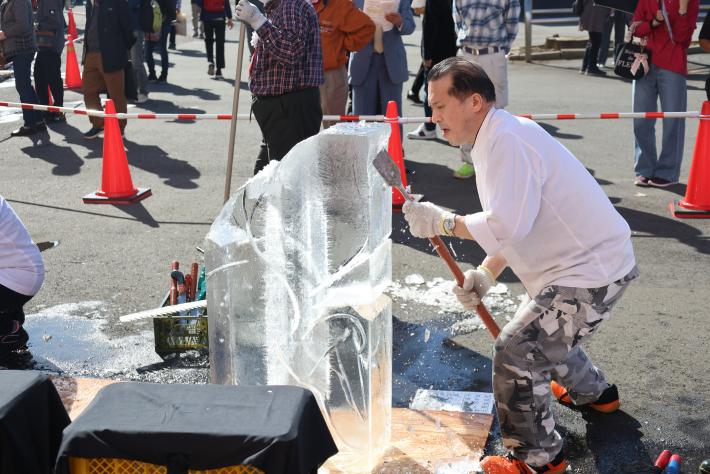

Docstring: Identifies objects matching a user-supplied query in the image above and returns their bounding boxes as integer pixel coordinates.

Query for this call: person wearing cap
[401,57,638,474]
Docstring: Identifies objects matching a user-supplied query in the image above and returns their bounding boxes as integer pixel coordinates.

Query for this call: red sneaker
[550,381,620,413]
[481,452,568,473]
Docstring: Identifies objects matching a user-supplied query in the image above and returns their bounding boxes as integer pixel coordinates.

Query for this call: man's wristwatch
[441,213,456,236]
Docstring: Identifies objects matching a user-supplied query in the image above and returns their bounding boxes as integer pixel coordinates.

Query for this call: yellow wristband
[477,264,496,283]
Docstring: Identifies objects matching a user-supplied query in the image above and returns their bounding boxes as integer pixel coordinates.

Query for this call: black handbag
[124,60,138,101]
[614,42,652,80]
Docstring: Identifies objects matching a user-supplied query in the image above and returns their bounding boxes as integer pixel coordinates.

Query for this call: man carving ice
[401,57,638,474]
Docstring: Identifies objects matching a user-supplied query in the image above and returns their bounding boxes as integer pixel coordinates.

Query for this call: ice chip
[404,273,425,285]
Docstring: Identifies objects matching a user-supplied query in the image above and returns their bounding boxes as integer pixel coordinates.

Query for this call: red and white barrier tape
[0,101,706,122]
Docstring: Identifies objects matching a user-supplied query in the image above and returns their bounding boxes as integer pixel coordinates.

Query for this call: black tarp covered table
[0,370,71,474]
[55,382,338,474]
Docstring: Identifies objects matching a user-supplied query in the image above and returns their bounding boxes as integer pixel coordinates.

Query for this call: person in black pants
[199,0,233,77]
[146,0,176,82]
[34,0,66,123]
[0,196,44,362]
[579,0,610,75]
[700,13,710,99]
[407,0,457,140]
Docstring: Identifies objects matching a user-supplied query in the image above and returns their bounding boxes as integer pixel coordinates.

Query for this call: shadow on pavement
[111,202,159,228]
[616,205,710,255]
[539,122,584,140]
[148,82,221,101]
[21,141,84,176]
[582,409,651,474]
[123,140,201,189]
[136,100,207,123]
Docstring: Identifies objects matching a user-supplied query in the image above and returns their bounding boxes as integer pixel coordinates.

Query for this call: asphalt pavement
[1,12,710,473]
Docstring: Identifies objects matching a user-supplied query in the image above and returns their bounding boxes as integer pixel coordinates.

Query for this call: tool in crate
[119,260,208,359]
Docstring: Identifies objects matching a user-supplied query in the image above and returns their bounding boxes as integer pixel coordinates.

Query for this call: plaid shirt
[250,0,324,96]
[453,0,520,52]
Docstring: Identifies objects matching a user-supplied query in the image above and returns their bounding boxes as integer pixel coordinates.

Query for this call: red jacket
[632,0,699,76]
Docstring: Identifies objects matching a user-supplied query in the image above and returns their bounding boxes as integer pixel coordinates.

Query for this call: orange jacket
[314,0,375,71]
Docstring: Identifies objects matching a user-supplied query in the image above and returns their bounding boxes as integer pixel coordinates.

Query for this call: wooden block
[320,408,493,473]
[51,376,117,420]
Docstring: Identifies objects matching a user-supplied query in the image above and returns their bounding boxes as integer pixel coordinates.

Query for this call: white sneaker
[407,124,436,140]
[136,93,149,104]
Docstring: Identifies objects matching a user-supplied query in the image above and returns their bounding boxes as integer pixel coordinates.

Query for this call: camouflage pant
[492,267,639,466]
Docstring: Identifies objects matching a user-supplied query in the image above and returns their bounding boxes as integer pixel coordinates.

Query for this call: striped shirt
[453,0,520,52]
[250,0,324,96]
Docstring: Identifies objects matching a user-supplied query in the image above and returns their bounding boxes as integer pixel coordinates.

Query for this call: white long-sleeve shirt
[464,108,636,297]
[0,196,44,296]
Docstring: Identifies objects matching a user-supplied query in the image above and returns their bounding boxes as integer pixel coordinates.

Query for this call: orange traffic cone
[386,100,408,209]
[669,101,710,218]
[83,99,152,205]
[67,8,78,40]
[64,36,82,90]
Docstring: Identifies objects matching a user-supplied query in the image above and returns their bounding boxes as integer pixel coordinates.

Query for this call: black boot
[148,70,158,82]
[157,71,167,83]
[580,43,591,74]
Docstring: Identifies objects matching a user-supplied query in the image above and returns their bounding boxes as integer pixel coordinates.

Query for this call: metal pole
[524,0,532,63]
[223,22,247,203]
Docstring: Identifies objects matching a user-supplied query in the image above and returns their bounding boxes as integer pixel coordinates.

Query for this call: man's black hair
[428,57,496,103]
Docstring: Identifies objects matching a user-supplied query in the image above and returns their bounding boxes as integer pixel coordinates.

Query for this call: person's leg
[191,2,200,35]
[103,67,128,131]
[12,53,43,128]
[598,15,613,66]
[587,32,605,74]
[632,66,659,179]
[706,76,710,101]
[82,52,107,130]
[408,62,425,100]
[131,30,150,96]
[34,51,51,106]
[204,20,216,67]
[320,66,348,129]
[612,13,627,59]
[266,87,322,161]
[0,284,33,360]
[423,68,435,131]
[169,23,177,48]
[159,22,171,79]
[215,19,226,71]
[351,56,380,116]
[48,51,64,107]
[492,273,636,468]
[145,39,157,78]
[377,57,404,139]
[251,96,279,172]
[655,68,687,183]
[480,51,509,109]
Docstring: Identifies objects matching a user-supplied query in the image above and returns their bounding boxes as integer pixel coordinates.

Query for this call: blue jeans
[12,52,42,127]
[632,65,687,181]
[423,67,435,131]
[146,22,171,76]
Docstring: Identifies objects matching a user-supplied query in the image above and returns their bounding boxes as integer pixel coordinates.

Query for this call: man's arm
[502,0,520,52]
[340,1,375,52]
[256,1,310,65]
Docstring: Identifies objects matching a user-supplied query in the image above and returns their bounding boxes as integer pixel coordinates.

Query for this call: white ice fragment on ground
[404,273,425,285]
[449,318,485,336]
[635,192,647,197]
[42,334,52,342]
[424,328,431,343]
[487,282,508,294]
[434,458,482,474]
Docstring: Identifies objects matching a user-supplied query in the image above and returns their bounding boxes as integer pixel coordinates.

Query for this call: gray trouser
[130,30,149,95]
[493,267,639,467]
[192,3,203,35]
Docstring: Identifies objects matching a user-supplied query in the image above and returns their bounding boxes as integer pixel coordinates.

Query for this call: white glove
[402,200,450,239]
[451,266,495,310]
[235,0,266,30]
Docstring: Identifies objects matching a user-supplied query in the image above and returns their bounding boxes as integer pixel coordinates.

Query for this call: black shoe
[148,71,158,82]
[10,124,42,137]
[586,66,607,76]
[0,325,29,362]
[157,73,167,83]
[215,68,222,77]
[208,63,215,75]
[83,127,104,139]
[406,90,422,104]
[46,112,66,124]
[168,43,177,50]
[648,177,678,187]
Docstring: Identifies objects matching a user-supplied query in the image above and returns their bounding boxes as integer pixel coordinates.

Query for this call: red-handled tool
[373,150,501,339]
